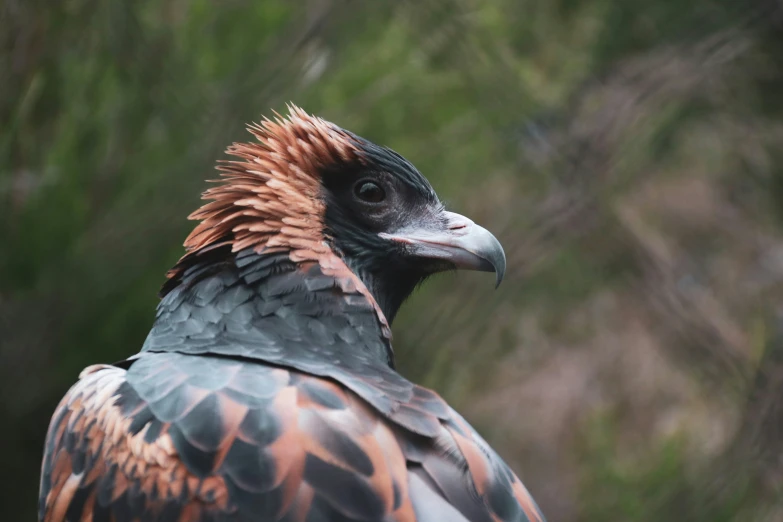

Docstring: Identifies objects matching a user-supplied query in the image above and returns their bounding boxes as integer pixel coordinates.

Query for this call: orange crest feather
[167,104,392,338]
[183,104,360,259]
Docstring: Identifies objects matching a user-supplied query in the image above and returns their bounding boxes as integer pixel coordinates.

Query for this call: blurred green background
[3,0,783,520]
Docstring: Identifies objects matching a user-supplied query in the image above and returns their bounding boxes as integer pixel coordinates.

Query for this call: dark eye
[354,180,386,203]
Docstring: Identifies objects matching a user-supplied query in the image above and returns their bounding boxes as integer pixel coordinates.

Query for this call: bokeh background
[4,1,783,520]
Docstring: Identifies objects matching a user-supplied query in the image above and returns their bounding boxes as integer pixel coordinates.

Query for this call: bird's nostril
[442,211,475,231]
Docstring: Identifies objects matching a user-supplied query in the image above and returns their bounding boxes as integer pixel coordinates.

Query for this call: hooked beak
[379,211,506,287]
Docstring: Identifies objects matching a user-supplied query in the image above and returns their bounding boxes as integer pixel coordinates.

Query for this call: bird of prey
[39,106,545,522]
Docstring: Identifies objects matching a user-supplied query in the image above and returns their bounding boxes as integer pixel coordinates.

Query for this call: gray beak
[379,211,506,287]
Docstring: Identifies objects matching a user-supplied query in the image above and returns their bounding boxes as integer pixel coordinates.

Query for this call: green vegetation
[3,1,783,520]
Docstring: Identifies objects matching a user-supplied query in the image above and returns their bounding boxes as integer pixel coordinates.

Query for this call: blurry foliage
[579,411,754,522]
[3,0,783,520]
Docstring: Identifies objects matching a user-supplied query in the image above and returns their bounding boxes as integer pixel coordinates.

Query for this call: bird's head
[167,105,505,325]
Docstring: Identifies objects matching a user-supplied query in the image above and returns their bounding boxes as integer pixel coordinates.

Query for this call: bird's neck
[340,260,427,325]
[143,248,395,367]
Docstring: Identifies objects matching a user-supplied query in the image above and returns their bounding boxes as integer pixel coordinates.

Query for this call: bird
[38,105,545,522]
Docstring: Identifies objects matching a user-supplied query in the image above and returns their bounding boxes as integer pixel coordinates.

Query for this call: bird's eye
[354,180,386,203]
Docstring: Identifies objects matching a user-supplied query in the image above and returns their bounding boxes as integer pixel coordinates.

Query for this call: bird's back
[40,352,543,522]
[39,256,544,522]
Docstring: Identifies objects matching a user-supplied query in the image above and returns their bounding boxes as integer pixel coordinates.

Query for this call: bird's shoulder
[39,352,543,522]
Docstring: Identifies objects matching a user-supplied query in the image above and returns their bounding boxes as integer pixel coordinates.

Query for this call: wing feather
[40,353,543,522]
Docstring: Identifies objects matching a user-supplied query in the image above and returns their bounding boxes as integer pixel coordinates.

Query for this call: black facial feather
[319,139,449,323]
[344,131,438,202]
